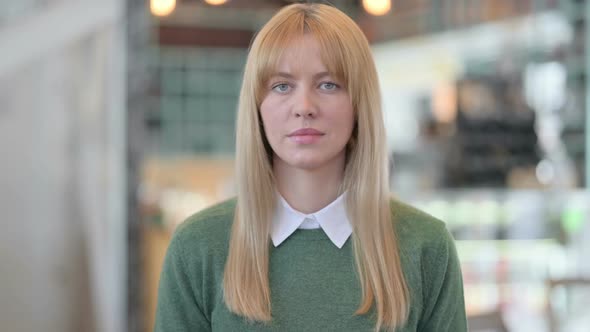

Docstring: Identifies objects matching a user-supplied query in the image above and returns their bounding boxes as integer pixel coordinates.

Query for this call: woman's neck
[273,157,345,214]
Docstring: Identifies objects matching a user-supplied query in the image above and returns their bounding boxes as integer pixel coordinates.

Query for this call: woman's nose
[293,90,318,118]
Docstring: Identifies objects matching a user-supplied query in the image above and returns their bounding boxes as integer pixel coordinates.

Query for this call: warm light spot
[362,0,391,16]
[433,83,457,123]
[204,0,228,5]
[150,0,176,17]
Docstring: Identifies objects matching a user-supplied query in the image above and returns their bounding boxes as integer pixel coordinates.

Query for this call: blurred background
[1,0,589,331]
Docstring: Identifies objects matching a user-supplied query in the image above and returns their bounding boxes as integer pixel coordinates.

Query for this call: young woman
[155,3,467,332]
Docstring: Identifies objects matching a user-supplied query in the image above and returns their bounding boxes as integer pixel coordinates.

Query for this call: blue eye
[320,82,338,90]
[272,83,290,93]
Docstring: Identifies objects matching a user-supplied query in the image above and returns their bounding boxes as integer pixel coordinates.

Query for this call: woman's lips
[288,128,324,144]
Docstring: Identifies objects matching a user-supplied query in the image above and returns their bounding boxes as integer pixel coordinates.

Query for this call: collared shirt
[270,192,352,249]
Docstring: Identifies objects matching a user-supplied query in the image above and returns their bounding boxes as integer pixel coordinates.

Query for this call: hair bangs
[250,10,305,106]
[250,6,351,107]
[306,20,349,95]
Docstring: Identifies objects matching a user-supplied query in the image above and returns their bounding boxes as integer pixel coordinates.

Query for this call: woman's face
[259,35,355,171]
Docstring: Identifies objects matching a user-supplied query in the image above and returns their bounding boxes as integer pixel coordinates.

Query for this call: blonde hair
[223,3,409,331]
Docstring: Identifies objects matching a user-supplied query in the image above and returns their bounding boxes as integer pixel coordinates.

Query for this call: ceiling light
[204,0,228,5]
[362,0,391,16]
[150,0,176,17]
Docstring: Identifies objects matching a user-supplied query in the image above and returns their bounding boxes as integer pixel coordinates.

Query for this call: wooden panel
[158,25,254,48]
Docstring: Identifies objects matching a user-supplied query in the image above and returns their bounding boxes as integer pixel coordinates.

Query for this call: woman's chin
[273,149,346,172]
[284,155,340,172]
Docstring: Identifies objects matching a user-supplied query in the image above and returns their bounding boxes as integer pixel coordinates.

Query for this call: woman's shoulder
[389,198,454,252]
[171,197,236,252]
[390,199,467,331]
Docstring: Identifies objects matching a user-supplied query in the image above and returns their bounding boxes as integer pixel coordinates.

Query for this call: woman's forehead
[269,35,337,78]
[277,35,320,64]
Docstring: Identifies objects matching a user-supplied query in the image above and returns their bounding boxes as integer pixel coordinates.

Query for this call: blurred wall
[0,1,126,332]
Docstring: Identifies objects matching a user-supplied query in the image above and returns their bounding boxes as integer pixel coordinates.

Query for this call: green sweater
[155,198,467,332]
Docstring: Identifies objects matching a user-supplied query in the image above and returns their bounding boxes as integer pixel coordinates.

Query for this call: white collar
[271,192,352,249]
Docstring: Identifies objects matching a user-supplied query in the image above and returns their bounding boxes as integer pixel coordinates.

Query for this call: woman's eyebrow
[270,71,331,80]
[313,71,331,80]
[271,72,295,80]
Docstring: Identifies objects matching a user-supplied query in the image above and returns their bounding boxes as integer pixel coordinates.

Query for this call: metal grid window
[148,46,247,156]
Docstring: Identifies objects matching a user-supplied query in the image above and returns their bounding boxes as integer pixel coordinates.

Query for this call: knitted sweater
[154,198,467,332]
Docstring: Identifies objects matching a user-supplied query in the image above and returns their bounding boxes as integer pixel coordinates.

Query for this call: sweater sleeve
[418,225,468,332]
[154,230,211,332]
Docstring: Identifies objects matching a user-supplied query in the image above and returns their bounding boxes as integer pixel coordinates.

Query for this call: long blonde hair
[223,3,409,331]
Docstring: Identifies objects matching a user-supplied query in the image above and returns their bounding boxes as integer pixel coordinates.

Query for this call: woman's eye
[272,83,290,93]
[320,82,338,90]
